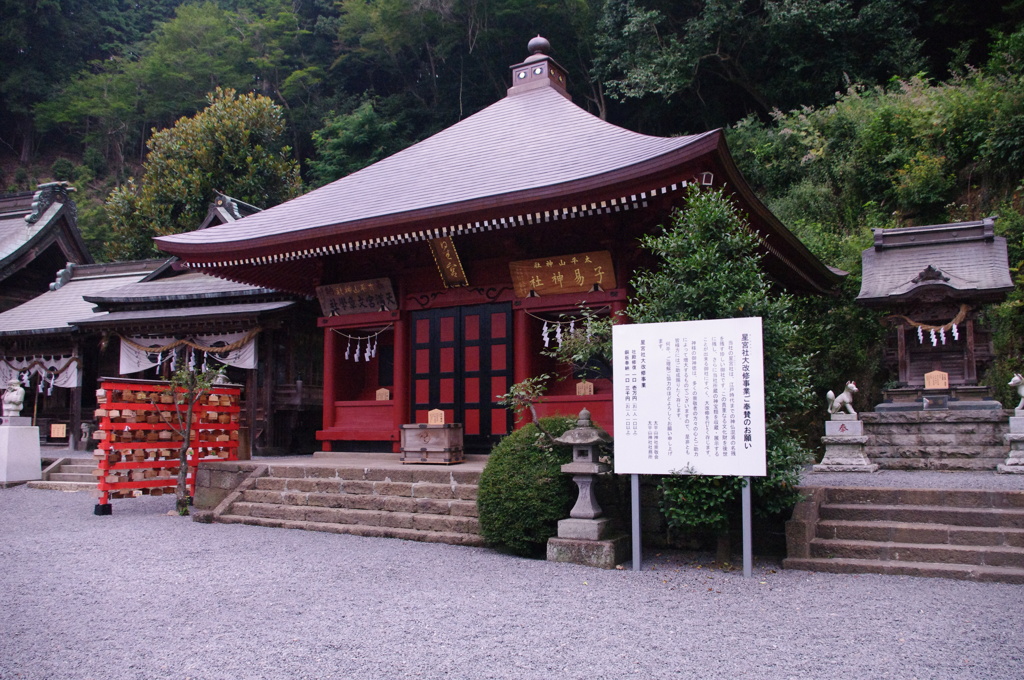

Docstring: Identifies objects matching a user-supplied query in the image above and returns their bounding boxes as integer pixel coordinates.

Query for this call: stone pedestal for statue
[0,417,41,485]
[812,414,878,473]
[998,409,1024,474]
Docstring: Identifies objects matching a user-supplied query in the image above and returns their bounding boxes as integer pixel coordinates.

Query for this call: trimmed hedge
[477,416,577,557]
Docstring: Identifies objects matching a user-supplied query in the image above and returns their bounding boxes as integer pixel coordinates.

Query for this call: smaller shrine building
[857,217,1013,407]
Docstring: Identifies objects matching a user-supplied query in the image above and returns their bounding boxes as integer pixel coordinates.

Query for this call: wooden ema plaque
[93,380,242,507]
[576,379,595,396]
[924,370,950,389]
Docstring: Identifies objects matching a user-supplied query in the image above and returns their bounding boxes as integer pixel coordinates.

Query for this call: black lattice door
[410,303,512,452]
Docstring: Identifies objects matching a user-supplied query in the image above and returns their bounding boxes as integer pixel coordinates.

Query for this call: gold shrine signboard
[428,237,469,288]
[316,278,398,317]
[509,250,615,298]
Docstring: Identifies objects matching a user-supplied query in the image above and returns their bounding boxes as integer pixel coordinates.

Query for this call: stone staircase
[861,411,1009,470]
[785,486,1024,583]
[26,458,97,492]
[196,462,484,547]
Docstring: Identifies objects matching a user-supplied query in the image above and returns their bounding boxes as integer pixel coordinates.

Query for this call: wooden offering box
[92,378,242,508]
[400,423,464,464]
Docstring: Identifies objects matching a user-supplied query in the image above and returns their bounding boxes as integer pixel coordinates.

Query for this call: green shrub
[477,416,577,557]
[83,146,107,177]
[50,157,75,181]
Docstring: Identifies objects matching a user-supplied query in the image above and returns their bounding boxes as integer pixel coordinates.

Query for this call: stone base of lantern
[547,533,630,570]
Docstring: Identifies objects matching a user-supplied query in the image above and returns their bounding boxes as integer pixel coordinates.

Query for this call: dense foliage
[628,187,813,535]
[477,416,577,557]
[726,29,1024,405]
[6,2,1022,180]
[104,88,301,260]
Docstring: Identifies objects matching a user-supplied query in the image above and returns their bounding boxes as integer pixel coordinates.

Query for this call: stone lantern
[553,408,612,521]
[547,409,629,568]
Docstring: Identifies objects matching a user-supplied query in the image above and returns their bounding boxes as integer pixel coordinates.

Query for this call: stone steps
[817,519,1024,546]
[26,458,97,491]
[206,463,484,547]
[783,557,1024,584]
[25,480,97,492]
[784,486,1024,583]
[819,503,1024,527]
[809,537,1024,567]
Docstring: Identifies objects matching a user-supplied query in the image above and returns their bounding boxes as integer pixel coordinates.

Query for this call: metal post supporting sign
[631,474,641,571]
[614,318,767,577]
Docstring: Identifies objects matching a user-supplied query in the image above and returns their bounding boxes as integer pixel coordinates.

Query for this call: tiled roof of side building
[85,270,273,305]
[0,261,160,335]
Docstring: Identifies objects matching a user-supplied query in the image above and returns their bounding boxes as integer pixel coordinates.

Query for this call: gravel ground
[1,484,1022,680]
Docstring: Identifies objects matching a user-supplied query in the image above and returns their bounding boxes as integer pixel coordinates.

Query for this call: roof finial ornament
[528,35,550,56]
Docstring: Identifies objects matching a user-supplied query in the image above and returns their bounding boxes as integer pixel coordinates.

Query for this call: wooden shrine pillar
[69,342,82,451]
[392,313,409,453]
[513,307,532,386]
[965,319,977,384]
[610,297,628,322]
[260,332,274,450]
[321,325,337,451]
[897,324,909,385]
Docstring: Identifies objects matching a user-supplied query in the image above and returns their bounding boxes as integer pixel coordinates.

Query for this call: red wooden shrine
[92,379,241,507]
[156,38,839,454]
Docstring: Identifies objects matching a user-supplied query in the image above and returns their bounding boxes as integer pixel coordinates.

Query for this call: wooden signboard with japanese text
[428,237,469,288]
[509,250,615,298]
[613,317,767,476]
[925,370,950,389]
[316,278,397,317]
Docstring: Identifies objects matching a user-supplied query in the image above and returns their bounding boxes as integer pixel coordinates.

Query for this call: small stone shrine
[857,217,1012,409]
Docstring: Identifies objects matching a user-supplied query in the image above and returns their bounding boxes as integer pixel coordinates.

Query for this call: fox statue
[1009,374,1024,410]
[826,381,858,415]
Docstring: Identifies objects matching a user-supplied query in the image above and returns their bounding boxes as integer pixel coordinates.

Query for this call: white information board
[613,318,767,476]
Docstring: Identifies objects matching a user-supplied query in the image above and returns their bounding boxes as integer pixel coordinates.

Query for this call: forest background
[4,0,1024,436]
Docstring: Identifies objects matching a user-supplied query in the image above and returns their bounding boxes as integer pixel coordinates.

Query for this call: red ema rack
[92,380,241,507]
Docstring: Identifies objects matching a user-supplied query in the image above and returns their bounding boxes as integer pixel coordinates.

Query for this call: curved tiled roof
[155,51,839,296]
[157,85,712,256]
[857,218,1013,304]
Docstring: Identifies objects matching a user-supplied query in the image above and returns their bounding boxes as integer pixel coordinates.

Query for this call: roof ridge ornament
[912,264,950,284]
[49,262,76,291]
[25,181,76,225]
[528,35,551,57]
[508,35,569,99]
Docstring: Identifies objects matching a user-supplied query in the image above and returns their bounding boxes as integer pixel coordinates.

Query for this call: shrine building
[857,217,1013,408]
[156,37,839,454]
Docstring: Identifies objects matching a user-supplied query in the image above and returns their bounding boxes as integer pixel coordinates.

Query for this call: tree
[627,186,814,559]
[105,87,302,260]
[592,0,924,129]
[308,99,403,186]
[153,361,226,516]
